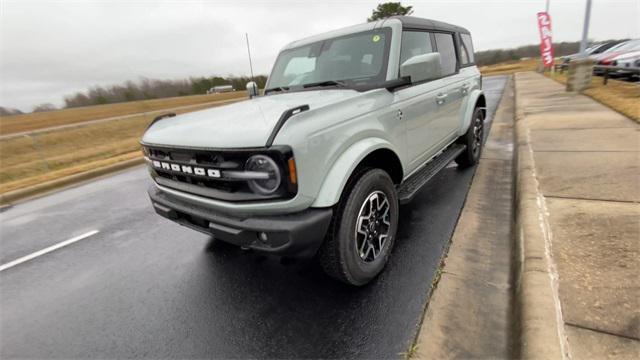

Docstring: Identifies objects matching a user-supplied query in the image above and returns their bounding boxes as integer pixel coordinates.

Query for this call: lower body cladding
[148,186,333,258]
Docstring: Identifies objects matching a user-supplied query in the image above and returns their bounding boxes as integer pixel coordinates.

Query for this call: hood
[142,89,360,148]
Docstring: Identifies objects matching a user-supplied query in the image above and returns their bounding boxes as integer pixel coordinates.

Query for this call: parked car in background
[592,39,640,75]
[561,40,624,64]
[604,51,640,79]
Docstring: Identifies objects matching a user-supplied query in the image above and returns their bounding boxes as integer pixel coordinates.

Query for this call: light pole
[545,0,550,13]
[579,0,593,56]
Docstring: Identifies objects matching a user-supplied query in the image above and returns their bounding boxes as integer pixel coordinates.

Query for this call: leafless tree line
[63,78,194,108]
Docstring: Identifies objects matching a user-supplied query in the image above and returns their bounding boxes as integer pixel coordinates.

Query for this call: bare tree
[0,106,24,116]
[32,103,58,113]
[61,75,268,108]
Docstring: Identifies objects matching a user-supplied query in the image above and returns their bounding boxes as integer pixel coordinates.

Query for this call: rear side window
[434,33,457,76]
[400,31,434,66]
[460,33,475,65]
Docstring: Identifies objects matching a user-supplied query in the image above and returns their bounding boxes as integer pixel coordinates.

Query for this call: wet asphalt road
[0,76,506,359]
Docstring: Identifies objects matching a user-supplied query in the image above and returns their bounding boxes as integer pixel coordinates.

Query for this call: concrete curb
[0,157,144,206]
[513,73,565,359]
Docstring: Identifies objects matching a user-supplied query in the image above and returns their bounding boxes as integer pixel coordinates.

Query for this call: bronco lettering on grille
[151,160,221,178]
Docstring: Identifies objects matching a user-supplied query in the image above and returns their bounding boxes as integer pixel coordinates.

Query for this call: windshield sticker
[372,35,381,43]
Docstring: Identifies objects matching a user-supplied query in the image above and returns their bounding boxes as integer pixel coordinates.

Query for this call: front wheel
[455,107,485,168]
[317,168,399,286]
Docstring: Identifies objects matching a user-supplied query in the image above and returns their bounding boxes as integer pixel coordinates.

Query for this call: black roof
[388,16,470,34]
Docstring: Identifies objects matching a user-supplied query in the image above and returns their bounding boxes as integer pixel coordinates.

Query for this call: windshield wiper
[303,80,348,89]
[264,86,289,95]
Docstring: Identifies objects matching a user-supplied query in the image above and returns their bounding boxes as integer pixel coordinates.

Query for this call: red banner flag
[537,12,554,67]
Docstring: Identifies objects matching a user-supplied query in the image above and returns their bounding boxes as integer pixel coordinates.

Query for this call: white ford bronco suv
[142,16,485,285]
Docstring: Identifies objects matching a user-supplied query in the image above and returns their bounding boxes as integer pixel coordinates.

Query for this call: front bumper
[148,185,333,258]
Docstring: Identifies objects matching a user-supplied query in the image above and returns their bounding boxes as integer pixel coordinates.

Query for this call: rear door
[432,32,465,139]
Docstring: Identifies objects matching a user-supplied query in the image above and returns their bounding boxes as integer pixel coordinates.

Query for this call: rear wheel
[455,107,484,168]
[317,168,399,286]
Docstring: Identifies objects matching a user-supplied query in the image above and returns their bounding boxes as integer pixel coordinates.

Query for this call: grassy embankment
[0,93,246,195]
[479,58,539,76]
[545,72,639,122]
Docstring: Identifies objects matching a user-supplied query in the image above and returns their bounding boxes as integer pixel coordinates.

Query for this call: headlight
[245,155,281,195]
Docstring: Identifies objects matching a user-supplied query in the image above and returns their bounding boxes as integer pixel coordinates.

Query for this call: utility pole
[579,0,593,56]
[567,0,595,93]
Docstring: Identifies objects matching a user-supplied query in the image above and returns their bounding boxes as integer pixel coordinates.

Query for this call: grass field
[479,58,539,76]
[546,72,640,122]
[0,100,240,194]
[0,91,246,136]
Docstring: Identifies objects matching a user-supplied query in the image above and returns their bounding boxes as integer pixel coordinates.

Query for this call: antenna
[245,33,255,82]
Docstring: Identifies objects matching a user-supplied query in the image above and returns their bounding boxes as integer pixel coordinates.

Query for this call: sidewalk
[515,72,639,359]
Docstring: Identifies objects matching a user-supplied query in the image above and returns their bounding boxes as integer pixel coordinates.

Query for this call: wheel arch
[311,139,403,208]
[458,90,487,136]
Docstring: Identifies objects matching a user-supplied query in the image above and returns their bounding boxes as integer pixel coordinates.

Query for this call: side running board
[397,144,466,204]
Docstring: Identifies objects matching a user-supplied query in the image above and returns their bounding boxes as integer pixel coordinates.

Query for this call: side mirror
[400,53,442,84]
[246,81,259,99]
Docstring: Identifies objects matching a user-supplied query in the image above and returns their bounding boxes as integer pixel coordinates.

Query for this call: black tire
[455,107,485,168]
[317,168,399,286]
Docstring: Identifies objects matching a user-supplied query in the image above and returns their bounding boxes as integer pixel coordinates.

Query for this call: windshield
[265,28,391,93]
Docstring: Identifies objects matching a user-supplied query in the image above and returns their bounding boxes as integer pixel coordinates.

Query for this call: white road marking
[0,230,100,272]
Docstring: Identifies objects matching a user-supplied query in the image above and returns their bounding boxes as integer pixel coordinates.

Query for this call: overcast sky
[1,0,638,111]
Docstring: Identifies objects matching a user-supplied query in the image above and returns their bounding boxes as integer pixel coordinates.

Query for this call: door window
[434,33,457,76]
[460,33,475,65]
[399,31,434,66]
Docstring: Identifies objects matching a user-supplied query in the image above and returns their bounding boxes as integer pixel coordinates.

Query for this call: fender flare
[311,138,400,208]
[458,89,486,136]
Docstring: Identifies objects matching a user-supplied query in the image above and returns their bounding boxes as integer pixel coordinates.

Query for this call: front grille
[142,144,296,201]
[155,171,242,192]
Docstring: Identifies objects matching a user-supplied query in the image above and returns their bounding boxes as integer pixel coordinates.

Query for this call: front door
[394,78,453,172]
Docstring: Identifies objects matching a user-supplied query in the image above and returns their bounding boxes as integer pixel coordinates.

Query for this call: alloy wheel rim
[472,115,483,157]
[355,191,391,263]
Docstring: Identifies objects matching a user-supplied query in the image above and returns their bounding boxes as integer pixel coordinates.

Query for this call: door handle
[436,93,447,105]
